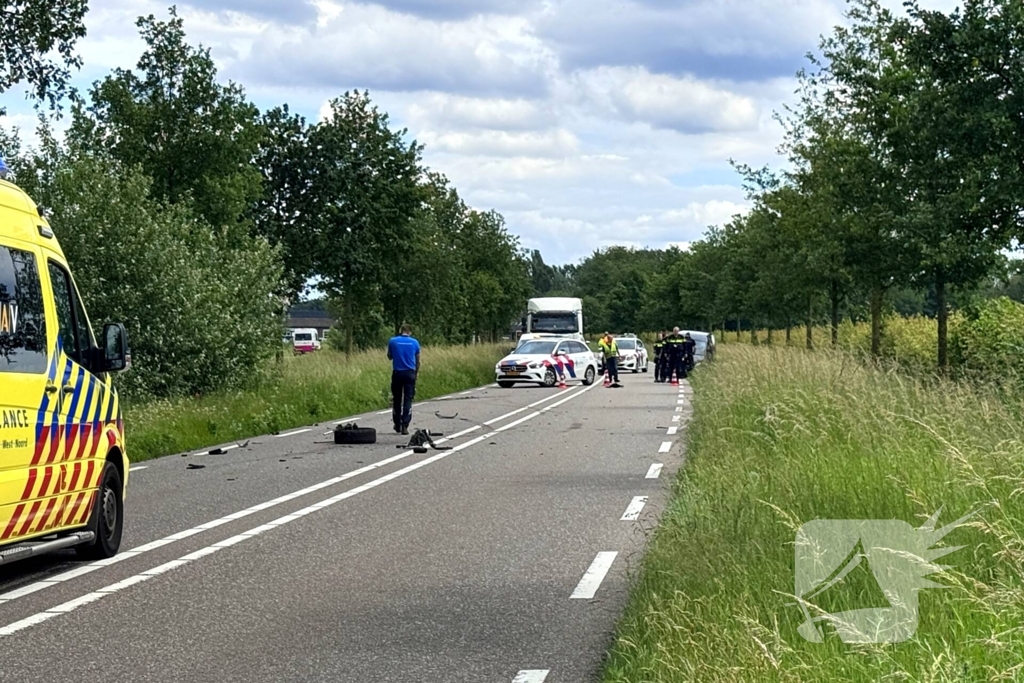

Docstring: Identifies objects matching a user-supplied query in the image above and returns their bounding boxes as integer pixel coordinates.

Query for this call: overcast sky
[2,0,960,265]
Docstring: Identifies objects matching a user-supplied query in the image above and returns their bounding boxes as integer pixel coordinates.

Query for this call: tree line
[530,0,1024,368]
[2,8,531,398]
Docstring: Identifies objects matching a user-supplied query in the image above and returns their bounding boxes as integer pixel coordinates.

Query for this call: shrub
[951,297,1024,384]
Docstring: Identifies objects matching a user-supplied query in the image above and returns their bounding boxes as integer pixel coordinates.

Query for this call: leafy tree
[309,91,423,354]
[69,8,263,233]
[14,136,283,398]
[253,105,314,299]
[0,0,87,114]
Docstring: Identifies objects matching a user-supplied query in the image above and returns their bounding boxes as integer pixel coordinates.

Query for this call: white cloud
[235,3,555,96]
[568,66,761,133]
[418,128,579,157]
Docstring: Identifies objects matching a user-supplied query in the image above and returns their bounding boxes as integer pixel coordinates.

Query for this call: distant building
[286,309,335,339]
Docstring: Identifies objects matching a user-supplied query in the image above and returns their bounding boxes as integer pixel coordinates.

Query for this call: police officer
[665,327,686,382]
[682,332,697,375]
[652,333,666,383]
[658,330,673,382]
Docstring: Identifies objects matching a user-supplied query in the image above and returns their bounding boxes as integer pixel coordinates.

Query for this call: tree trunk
[936,274,948,371]
[750,326,757,345]
[736,319,741,342]
[785,326,792,346]
[345,297,354,359]
[870,286,883,357]
[830,279,840,348]
[767,327,774,345]
[806,296,813,350]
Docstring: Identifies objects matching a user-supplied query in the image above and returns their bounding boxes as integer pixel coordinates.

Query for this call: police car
[615,335,649,373]
[496,337,599,388]
[0,159,131,566]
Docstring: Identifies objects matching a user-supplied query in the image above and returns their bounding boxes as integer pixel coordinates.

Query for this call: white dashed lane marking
[646,463,663,479]
[571,552,618,599]
[620,496,648,521]
[273,429,311,438]
[512,671,549,683]
[659,441,673,454]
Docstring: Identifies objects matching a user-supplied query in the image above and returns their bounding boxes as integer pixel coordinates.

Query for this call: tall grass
[125,344,507,462]
[603,345,1024,682]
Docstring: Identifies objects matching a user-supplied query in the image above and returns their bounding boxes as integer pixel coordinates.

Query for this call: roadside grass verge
[125,344,507,463]
[603,345,1024,682]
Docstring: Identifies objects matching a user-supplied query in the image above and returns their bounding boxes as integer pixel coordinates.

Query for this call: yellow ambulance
[0,162,130,565]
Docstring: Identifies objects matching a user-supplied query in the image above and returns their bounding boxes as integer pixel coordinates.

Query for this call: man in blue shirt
[387,324,421,435]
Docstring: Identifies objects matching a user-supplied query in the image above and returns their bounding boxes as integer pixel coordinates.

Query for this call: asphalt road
[0,372,692,683]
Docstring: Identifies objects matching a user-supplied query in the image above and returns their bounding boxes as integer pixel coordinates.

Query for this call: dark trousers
[605,357,620,383]
[674,356,688,380]
[654,355,662,382]
[391,370,417,428]
[658,355,672,382]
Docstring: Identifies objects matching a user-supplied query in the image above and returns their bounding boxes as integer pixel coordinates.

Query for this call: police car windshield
[516,341,558,355]
[615,339,636,350]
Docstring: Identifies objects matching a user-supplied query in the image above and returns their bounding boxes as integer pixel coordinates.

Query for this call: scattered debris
[435,411,458,420]
[209,448,227,455]
[187,463,205,470]
[404,428,451,451]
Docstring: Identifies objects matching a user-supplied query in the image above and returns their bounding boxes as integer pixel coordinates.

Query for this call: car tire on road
[642,361,649,373]
[582,366,597,386]
[498,381,515,388]
[76,461,123,560]
[543,369,557,387]
[334,426,377,445]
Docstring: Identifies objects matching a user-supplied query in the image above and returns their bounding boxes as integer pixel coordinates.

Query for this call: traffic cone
[670,370,679,386]
[603,368,611,387]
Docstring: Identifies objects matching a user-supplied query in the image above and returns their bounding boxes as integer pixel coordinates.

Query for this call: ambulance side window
[47,262,84,366]
[0,245,48,374]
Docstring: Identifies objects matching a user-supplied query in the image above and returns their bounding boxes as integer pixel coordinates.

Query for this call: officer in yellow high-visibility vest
[598,333,622,387]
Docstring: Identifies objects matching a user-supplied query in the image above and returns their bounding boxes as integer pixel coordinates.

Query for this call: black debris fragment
[187,463,205,470]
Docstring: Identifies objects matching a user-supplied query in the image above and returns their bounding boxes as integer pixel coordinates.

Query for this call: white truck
[519,297,585,344]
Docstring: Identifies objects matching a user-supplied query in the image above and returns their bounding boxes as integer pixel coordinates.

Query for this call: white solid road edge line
[0,387,584,608]
[645,463,664,479]
[570,551,618,599]
[659,441,673,454]
[129,466,148,472]
[512,671,550,683]
[0,386,596,635]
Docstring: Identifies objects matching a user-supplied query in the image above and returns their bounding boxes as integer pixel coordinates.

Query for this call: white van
[291,329,321,354]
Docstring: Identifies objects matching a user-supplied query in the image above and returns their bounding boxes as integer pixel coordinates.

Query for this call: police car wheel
[543,369,557,387]
[642,362,649,373]
[582,366,597,386]
[77,461,123,560]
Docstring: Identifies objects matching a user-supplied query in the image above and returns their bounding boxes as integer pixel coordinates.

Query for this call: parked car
[615,335,648,373]
[496,338,599,388]
[682,331,716,363]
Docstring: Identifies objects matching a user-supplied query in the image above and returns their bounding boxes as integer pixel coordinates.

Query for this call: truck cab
[522,298,584,343]
[0,167,131,566]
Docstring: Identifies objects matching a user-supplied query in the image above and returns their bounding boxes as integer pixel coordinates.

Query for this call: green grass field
[125,344,508,462]
[603,345,1024,682]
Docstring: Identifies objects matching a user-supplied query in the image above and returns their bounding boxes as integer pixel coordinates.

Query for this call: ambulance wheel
[582,366,597,386]
[498,381,515,388]
[77,461,123,560]
[642,362,649,373]
[543,369,557,387]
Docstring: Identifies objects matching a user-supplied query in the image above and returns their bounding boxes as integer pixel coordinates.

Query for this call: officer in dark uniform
[658,330,673,382]
[652,333,665,382]
[682,332,697,375]
[664,327,685,381]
